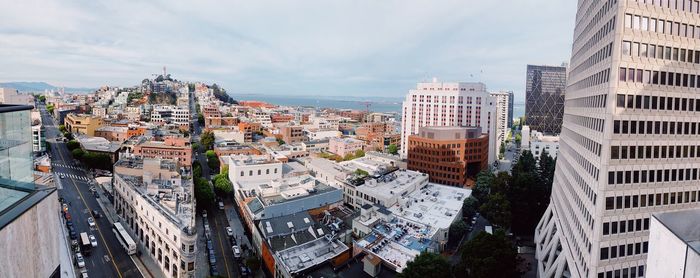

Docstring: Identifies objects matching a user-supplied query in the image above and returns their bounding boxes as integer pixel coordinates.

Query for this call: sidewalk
[92,183,158,278]
[57,211,78,278]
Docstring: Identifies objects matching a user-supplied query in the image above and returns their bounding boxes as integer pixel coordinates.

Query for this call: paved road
[41,106,143,278]
[191,93,242,278]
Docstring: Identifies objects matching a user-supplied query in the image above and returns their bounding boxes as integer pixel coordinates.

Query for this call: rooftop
[114,157,195,232]
[653,209,700,255]
[355,219,438,272]
[355,169,429,206]
[276,236,348,275]
[76,135,122,153]
[224,154,278,167]
[388,183,470,230]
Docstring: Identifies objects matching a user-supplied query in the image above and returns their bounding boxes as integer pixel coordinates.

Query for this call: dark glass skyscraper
[525,65,567,134]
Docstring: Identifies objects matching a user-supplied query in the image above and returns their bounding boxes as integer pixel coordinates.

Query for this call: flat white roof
[389,183,471,230]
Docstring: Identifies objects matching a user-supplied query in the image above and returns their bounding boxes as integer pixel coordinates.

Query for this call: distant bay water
[233,93,525,119]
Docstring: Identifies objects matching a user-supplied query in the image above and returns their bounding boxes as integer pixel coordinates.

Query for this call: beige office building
[535,1,700,277]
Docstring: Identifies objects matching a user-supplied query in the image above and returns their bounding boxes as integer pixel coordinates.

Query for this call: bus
[112,222,137,255]
[79,232,91,255]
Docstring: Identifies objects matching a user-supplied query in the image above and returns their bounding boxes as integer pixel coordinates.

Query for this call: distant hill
[0,82,95,93]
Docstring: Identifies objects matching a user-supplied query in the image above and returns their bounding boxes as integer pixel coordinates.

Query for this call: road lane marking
[212,215,232,277]
[57,136,124,278]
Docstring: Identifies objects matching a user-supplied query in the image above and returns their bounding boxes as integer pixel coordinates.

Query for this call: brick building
[407,126,488,187]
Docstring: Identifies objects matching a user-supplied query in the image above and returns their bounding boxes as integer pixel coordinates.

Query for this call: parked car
[229,236,237,246]
[206,240,213,251]
[87,217,95,227]
[218,201,224,210]
[69,230,78,240]
[64,212,72,221]
[226,226,233,237]
[202,210,207,218]
[210,264,219,276]
[60,174,65,179]
[80,270,89,278]
[75,252,85,268]
[232,245,241,258]
[89,235,97,247]
[66,220,73,228]
[92,210,101,219]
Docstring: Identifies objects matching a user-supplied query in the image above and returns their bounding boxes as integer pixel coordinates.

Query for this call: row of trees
[212,165,233,195]
[206,150,220,173]
[200,131,215,151]
[318,149,366,162]
[67,141,112,170]
[210,84,238,104]
[465,150,555,235]
[400,230,519,278]
[192,162,215,207]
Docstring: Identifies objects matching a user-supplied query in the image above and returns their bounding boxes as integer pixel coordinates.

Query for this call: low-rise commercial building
[407,126,489,187]
[329,137,364,157]
[151,105,190,131]
[113,156,197,278]
[131,136,192,167]
[521,125,559,159]
[94,126,130,142]
[281,125,305,144]
[64,113,104,136]
[646,209,700,278]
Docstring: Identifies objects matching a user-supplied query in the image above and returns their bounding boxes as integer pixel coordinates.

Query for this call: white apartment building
[646,209,700,278]
[151,105,190,130]
[252,111,272,128]
[400,80,497,163]
[521,125,560,160]
[113,91,130,106]
[535,1,700,278]
[30,111,45,153]
[490,91,513,148]
[113,157,197,278]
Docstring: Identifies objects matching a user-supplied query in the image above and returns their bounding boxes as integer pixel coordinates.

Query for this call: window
[622,41,631,55]
[600,247,609,260]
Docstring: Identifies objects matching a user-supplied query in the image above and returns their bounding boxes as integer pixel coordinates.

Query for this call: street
[191,91,253,278]
[40,106,143,278]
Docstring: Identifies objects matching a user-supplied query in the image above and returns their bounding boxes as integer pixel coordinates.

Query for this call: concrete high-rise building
[490,91,513,147]
[507,91,514,128]
[0,105,60,277]
[535,1,700,278]
[400,80,497,164]
[525,65,567,134]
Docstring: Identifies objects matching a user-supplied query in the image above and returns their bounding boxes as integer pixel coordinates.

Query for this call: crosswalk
[57,173,91,182]
[52,163,82,170]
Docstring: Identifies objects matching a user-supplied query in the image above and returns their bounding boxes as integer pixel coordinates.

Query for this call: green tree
[449,220,468,240]
[343,153,355,161]
[538,150,556,188]
[38,95,46,102]
[197,113,204,125]
[398,251,451,278]
[46,104,55,114]
[200,131,215,150]
[191,142,200,151]
[245,256,261,272]
[472,170,494,204]
[354,169,369,177]
[276,138,286,145]
[214,177,233,195]
[58,125,66,133]
[71,148,85,159]
[355,149,365,158]
[480,193,511,229]
[206,150,220,172]
[462,196,479,219]
[459,231,519,278]
[195,178,215,207]
[66,140,80,150]
[499,142,505,155]
[514,133,522,146]
[193,163,203,178]
[387,144,398,155]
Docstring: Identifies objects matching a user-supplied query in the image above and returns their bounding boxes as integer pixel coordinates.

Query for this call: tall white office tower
[535,1,700,277]
[400,80,497,163]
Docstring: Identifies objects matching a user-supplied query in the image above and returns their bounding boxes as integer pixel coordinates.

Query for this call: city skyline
[0,1,575,100]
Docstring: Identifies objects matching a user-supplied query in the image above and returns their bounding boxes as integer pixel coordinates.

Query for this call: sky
[0,0,576,102]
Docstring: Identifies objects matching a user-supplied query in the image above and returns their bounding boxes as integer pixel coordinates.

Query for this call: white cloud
[0,0,576,101]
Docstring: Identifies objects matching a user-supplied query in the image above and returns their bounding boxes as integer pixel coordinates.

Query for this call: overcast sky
[0,1,576,101]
